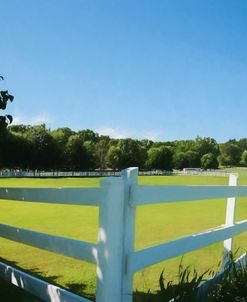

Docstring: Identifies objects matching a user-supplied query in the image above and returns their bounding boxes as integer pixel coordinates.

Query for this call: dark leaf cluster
[0,76,14,130]
[208,254,247,302]
[134,253,247,302]
[0,90,14,110]
[134,259,211,302]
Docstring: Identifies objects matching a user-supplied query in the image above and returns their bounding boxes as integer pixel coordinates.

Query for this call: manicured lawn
[0,173,247,299]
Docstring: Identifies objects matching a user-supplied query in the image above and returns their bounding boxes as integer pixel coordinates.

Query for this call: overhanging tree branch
[0,75,14,130]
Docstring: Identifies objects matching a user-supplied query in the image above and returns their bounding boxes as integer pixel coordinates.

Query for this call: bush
[208,254,247,302]
[134,259,210,302]
[135,254,247,302]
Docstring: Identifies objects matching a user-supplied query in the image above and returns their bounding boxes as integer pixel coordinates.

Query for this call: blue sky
[1,0,247,142]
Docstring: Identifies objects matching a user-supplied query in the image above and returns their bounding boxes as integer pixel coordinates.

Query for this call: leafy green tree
[186,150,200,167]
[0,131,31,169]
[51,127,74,146]
[0,76,14,130]
[0,131,11,167]
[77,129,99,143]
[218,142,242,166]
[172,137,219,169]
[146,146,173,170]
[51,127,75,168]
[173,150,201,169]
[25,124,59,170]
[105,145,122,170]
[4,120,247,171]
[240,150,247,166]
[173,140,195,153]
[83,140,98,169]
[140,139,154,149]
[65,134,95,170]
[118,139,147,169]
[9,124,31,134]
[106,139,147,170]
[194,136,219,157]
[238,138,247,151]
[95,136,111,170]
[200,153,219,170]
[172,152,190,169]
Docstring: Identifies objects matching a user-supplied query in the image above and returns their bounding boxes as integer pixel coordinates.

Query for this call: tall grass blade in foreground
[208,252,247,302]
[134,259,211,302]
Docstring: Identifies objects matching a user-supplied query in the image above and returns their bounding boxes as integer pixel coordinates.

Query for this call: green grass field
[0,172,247,299]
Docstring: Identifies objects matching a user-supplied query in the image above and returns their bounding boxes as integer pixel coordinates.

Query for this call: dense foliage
[0,124,245,171]
[0,76,14,131]
[135,254,247,302]
[208,257,247,302]
[134,261,209,302]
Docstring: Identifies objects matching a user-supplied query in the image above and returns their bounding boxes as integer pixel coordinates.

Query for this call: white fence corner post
[96,176,125,302]
[121,167,139,302]
[222,173,238,269]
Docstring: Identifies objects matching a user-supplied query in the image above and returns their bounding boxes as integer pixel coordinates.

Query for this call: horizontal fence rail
[0,187,103,206]
[0,167,247,302]
[0,262,91,302]
[0,224,97,264]
[131,185,247,205]
[128,219,247,274]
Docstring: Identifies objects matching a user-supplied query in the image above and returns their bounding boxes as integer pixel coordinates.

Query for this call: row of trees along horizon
[1,76,247,171]
[0,124,247,171]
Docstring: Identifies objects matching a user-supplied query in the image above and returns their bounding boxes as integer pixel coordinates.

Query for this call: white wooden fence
[0,167,247,302]
[0,169,231,178]
[0,170,121,178]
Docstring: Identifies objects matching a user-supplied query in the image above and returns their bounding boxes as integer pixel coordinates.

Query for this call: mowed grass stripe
[0,174,247,298]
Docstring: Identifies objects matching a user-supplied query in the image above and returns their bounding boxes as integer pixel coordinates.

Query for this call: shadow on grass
[133,291,158,302]
[0,277,44,302]
[133,260,213,302]
[133,287,198,302]
[0,257,95,301]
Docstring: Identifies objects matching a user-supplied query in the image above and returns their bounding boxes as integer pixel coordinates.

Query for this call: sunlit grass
[0,173,246,298]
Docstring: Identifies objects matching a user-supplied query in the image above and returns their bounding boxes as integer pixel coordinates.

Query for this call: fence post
[96,177,125,302]
[121,167,139,302]
[222,173,238,269]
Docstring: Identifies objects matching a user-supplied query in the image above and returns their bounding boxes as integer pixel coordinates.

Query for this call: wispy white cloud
[143,131,163,141]
[12,114,53,126]
[95,127,163,141]
[96,127,131,139]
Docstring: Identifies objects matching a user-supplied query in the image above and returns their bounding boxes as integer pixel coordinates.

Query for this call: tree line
[0,124,246,171]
